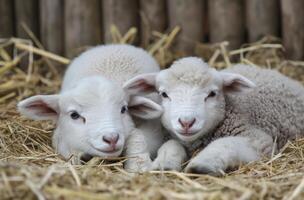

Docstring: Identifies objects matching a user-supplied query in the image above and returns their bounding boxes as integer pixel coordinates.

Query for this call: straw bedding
[0,28,304,200]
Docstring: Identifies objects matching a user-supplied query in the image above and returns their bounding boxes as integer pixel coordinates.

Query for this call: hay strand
[15,43,70,65]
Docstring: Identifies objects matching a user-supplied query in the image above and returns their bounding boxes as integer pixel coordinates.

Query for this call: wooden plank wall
[64,0,102,58]
[103,0,139,44]
[40,0,64,56]
[0,0,14,38]
[0,0,303,60]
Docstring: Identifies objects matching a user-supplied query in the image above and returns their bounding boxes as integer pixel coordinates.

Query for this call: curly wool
[164,57,213,87]
[61,44,159,92]
[213,65,304,150]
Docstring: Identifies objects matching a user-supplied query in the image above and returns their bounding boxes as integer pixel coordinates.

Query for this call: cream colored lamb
[124,57,304,175]
[18,44,165,171]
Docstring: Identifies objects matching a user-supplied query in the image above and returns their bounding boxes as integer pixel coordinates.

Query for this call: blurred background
[1,0,303,60]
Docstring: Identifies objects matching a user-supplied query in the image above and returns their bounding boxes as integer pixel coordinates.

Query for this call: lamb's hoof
[80,154,93,163]
[124,156,152,173]
[68,152,93,165]
[161,167,177,171]
[151,164,181,172]
[185,165,223,176]
[124,162,151,173]
[151,159,182,172]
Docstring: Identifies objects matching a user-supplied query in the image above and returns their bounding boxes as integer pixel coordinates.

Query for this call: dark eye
[205,91,216,100]
[121,105,128,114]
[161,92,169,98]
[70,111,80,120]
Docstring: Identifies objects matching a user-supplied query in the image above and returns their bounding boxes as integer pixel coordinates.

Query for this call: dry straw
[0,26,304,200]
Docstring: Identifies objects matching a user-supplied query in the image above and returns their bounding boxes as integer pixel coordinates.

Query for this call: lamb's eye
[161,92,169,98]
[205,91,216,100]
[121,105,128,114]
[70,111,80,120]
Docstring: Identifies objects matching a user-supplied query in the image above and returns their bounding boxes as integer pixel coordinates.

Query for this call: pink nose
[178,118,196,130]
[102,134,119,147]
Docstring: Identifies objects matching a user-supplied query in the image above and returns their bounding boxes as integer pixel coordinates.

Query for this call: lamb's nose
[178,118,196,129]
[102,134,119,147]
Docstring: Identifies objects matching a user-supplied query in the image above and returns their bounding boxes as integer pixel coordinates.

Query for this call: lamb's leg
[124,128,153,172]
[151,139,187,171]
[53,132,77,164]
[185,129,274,176]
[53,131,91,165]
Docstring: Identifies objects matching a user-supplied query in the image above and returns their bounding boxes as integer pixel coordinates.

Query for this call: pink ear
[128,96,163,119]
[219,72,255,93]
[123,73,157,95]
[18,95,60,121]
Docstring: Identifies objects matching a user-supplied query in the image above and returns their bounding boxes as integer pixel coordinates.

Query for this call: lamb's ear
[123,73,157,95]
[17,95,60,121]
[128,96,163,119]
[219,72,256,93]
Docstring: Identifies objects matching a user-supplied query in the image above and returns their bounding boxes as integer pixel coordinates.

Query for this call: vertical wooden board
[40,0,64,56]
[203,0,209,42]
[208,0,245,50]
[14,0,39,39]
[102,0,139,43]
[64,0,102,58]
[0,0,14,38]
[168,0,204,55]
[246,0,279,42]
[140,0,167,47]
[281,0,304,60]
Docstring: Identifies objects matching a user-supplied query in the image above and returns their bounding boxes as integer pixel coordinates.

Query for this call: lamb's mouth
[177,130,199,137]
[92,146,122,155]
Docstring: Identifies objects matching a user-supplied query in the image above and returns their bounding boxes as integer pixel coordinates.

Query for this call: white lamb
[18,44,164,171]
[124,57,304,175]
